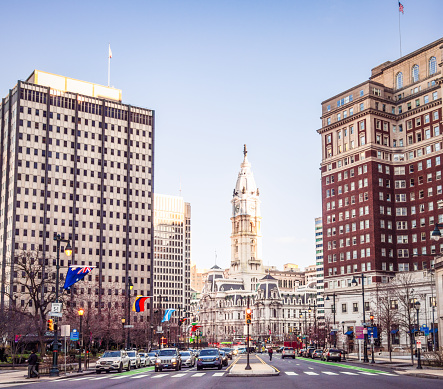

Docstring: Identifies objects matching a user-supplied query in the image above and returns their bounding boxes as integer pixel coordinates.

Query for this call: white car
[95,350,131,373]
[138,352,148,367]
[127,350,141,368]
[147,351,158,366]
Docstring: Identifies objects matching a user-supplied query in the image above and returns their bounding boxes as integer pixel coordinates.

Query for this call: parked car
[155,348,182,372]
[127,350,141,369]
[197,348,223,370]
[282,347,296,359]
[219,350,229,366]
[180,350,195,367]
[322,348,342,362]
[220,347,233,359]
[305,347,316,358]
[95,350,131,373]
[298,348,306,357]
[138,352,148,367]
[312,349,323,359]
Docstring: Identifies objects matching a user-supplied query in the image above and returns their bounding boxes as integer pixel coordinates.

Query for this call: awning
[330,330,337,334]
[345,331,353,335]
[390,329,399,334]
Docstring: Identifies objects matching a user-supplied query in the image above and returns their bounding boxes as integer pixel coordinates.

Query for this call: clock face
[235,204,240,214]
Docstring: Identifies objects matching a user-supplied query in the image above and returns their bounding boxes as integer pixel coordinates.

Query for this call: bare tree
[392,273,417,365]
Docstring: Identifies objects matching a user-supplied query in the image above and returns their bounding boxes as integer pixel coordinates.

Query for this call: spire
[244,144,247,158]
[234,145,256,196]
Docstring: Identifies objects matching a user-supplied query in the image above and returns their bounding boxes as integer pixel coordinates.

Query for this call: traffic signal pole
[245,296,251,370]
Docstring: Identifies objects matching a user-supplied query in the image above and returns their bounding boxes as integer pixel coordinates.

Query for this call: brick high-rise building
[0,70,154,314]
[319,38,443,292]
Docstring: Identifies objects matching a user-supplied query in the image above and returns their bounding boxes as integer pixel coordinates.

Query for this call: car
[197,348,223,370]
[138,352,149,367]
[95,350,131,373]
[322,348,341,362]
[219,350,229,366]
[278,347,284,353]
[220,347,233,359]
[282,347,296,359]
[305,347,316,358]
[155,348,182,372]
[146,351,158,366]
[312,349,323,359]
[127,350,141,368]
[180,350,196,367]
[237,347,247,354]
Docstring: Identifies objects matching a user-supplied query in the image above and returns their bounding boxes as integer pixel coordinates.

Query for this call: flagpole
[108,43,111,87]
[398,3,402,57]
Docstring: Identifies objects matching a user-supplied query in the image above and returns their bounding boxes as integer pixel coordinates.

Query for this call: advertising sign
[355,326,364,339]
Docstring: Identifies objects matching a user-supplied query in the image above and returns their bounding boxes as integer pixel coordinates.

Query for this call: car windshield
[221,348,231,352]
[329,349,340,353]
[148,352,157,357]
[102,351,121,358]
[127,352,136,357]
[139,353,145,357]
[219,351,225,355]
[158,350,176,356]
[200,350,218,356]
[180,352,191,356]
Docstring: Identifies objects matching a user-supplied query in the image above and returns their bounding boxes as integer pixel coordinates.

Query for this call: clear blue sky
[0,0,441,271]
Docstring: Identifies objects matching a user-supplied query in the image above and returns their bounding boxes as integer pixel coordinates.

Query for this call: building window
[412,64,419,83]
[429,56,437,75]
[353,303,358,313]
[396,72,403,89]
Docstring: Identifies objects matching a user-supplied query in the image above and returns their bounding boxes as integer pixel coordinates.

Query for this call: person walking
[27,351,39,379]
[268,347,273,361]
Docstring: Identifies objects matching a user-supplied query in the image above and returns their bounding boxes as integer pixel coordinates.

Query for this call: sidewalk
[228,355,279,377]
[0,367,95,386]
[345,354,443,380]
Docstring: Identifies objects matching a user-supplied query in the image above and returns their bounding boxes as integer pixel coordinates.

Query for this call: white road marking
[192,373,206,377]
[359,372,377,375]
[286,372,298,375]
[379,373,398,376]
[322,371,339,375]
[68,378,91,381]
[213,372,225,376]
[110,376,128,379]
[152,374,169,378]
[171,373,187,378]
[340,372,358,375]
[89,377,109,380]
[130,374,149,379]
[304,372,319,375]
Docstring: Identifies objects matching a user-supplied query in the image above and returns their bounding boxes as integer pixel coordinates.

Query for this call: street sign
[367,326,378,339]
[363,328,368,335]
[416,340,422,349]
[70,329,79,341]
[416,335,426,345]
[49,312,63,317]
[61,325,70,337]
[355,326,364,339]
[51,303,62,313]
[415,331,425,337]
[124,325,134,328]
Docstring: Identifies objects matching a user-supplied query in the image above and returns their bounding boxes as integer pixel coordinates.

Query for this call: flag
[109,45,112,58]
[161,308,176,322]
[63,266,95,290]
[398,2,404,14]
[132,296,150,312]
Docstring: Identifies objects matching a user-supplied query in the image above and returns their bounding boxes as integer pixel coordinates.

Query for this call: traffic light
[370,315,374,324]
[47,319,54,331]
[245,308,252,324]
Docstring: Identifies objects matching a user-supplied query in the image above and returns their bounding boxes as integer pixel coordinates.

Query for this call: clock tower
[229,145,264,291]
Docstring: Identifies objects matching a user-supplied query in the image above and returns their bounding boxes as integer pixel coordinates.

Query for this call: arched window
[396,72,403,89]
[412,65,419,83]
[429,57,437,75]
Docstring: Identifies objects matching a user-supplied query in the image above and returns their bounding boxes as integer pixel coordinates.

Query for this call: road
[0,354,436,388]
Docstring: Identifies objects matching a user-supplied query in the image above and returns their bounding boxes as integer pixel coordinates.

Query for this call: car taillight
[328,353,330,356]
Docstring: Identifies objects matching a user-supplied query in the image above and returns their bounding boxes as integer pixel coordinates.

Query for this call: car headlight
[171,358,176,363]
[186,359,191,363]
[156,358,161,363]
[198,358,202,361]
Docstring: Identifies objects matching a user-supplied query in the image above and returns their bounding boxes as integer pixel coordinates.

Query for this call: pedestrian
[268,347,273,361]
[27,350,39,379]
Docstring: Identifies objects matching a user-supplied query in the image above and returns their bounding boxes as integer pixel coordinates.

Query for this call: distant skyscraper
[153,194,191,317]
[0,70,154,313]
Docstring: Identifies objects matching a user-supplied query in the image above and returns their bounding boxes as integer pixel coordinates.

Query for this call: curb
[400,372,443,380]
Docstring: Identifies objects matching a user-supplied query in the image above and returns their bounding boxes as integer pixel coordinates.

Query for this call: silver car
[147,351,158,366]
[138,352,148,367]
[155,348,182,372]
[127,350,141,368]
[95,350,131,373]
[180,350,195,367]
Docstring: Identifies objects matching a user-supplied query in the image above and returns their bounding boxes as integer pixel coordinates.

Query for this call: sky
[0,0,442,272]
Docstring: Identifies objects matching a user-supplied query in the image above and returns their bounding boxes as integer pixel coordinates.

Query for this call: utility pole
[245,296,252,370]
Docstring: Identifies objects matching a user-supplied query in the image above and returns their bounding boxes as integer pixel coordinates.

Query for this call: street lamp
[341,321,346,361]
[352,274,369,363]
[415,301,422,369]
[78,308,84,373]
[431,223,443,241]
[325,294,337,347]
[50,234,72,377]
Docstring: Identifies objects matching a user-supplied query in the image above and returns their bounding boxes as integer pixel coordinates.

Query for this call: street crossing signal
[245,308,252,324]
[47,319,54,331]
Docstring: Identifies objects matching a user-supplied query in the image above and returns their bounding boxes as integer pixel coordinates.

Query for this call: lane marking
[110,376,128,379]
[152,374,169,378]
[341,372,358,375]
[379,373,398,376]
[68,378,92,381]
[359,372,377,375]
[130,374,149,379]
[171,373,187,378]
[322,371,338,375]
[192,373,206,377]
[213,372,225,376]
[304,372,319,375]
[89,377,109,380]
[286,372,298,375]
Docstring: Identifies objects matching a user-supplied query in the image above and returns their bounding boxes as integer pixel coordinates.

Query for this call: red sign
[355,326,364,339]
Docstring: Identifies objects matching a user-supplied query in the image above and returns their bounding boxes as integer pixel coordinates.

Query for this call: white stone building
[192,146,318,346]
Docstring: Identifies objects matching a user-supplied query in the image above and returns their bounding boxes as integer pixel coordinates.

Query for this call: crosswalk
[284,370,398,377]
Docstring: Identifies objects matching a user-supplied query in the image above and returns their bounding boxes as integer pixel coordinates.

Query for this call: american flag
[398,2,404,14]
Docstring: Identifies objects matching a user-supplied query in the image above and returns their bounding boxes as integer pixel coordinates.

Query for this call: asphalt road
[1,354,437,389]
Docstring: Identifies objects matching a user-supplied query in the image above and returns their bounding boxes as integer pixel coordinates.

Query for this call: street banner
[162,308,176,322]
[132,296,150,312]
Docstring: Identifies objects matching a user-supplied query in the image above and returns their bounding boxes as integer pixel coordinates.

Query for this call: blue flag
[162,308,176,322]
[63,267,95,290]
